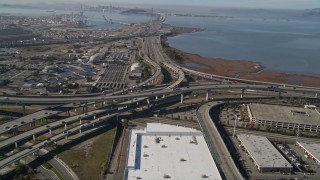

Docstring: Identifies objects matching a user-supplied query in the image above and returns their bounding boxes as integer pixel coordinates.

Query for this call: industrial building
[237,134,292,173]
[296,142,320,164]
[130,63,142,78]
[247,103,320,132]
[125,123,222,180]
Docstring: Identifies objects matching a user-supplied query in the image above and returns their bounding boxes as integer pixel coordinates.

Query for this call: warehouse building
[247,103,320,132]
[125,123,222,180]
[130,63,142,78]
[237,134,292,173]
[296,142,320,164]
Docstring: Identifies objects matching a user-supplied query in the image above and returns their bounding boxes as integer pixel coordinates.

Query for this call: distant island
[120,9,149,15]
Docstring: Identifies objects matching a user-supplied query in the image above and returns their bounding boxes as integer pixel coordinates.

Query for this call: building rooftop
[125,123,221,180]
[238,134,292,169]
[297,142,320,162]
[249,103,320,125]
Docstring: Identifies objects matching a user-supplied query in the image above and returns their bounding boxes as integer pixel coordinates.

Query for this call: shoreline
[164,26,320,88]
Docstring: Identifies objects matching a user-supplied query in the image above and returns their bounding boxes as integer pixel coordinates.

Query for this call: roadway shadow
[160,66,173,84]
[0,110,23,117]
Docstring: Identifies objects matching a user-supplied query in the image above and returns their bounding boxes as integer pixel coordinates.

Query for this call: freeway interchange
[1,30,320,179]
[0,84,320,104]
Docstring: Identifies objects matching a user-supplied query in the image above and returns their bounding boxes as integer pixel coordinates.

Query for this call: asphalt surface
[197,101,244,180]
[0,110,105,150]
[1,84,319,104]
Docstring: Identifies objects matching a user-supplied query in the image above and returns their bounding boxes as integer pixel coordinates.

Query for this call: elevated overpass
[0,84,319,105]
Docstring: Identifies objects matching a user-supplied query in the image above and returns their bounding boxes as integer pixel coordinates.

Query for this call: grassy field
[58,127,116,180]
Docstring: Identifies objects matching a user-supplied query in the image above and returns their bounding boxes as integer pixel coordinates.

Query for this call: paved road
[0,103,89,135]
[1,84,319,104]
[0,110,105,150]
[0,110,62,135]
[25,156,59,180]
[197,101,244,180]
[144,36,185,89]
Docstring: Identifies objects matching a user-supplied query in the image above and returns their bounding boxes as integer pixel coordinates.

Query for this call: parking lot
[96,65,129,89]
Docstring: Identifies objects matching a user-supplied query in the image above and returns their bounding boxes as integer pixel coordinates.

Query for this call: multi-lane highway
[1,84,319,104]
[0,110,105,150]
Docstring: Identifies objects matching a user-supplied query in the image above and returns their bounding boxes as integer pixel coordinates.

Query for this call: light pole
[233,115,237,137]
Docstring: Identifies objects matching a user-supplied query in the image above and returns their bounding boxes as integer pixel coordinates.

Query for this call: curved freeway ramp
[196,101,244,180]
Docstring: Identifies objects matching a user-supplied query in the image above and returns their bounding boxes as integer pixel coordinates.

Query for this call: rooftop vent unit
[163,174,171,178]
[201,174,209,178]
[180,158,187,162]
[161,145,167,148]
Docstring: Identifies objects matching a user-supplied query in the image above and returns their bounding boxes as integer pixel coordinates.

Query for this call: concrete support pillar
[316,93,318,98]
[68,111,71,117]
[147,99,150,105]
[180,94,184,104]
[241,89,244,98]
[93,103,96,107]
[49,129,52,135]
[65,124,67,130]
[82,106,85,113]
[137,101,139,106]
[15,142,18,148]
[74,108,77,112]
[103,101,106,106]
[94,115,96,119]
[22,104,26,115]
[33,135,36,141]
[163,94,165,98]
[206,91,209,101]
[92,123,95,127]
[85,103,88,112]
[79,128,82,134]
[278,91,282,98]
[79,118,82,124]
[65,135,68,140]
[156,96,158,100]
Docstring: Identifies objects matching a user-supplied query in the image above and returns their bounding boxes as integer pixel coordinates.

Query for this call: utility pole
[233,115,237,137]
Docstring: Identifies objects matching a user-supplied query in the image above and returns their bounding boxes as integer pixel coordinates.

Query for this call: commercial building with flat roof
[247,103,320,132]
[296,142,320,164]
[125,123,222,180]
[237,134,292,173]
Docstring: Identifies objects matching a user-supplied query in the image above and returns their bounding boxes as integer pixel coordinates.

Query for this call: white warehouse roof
[238,134,292,170]
[125,123,222,180]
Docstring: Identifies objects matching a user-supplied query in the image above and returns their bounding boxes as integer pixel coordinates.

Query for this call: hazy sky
[2,0,319,9]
